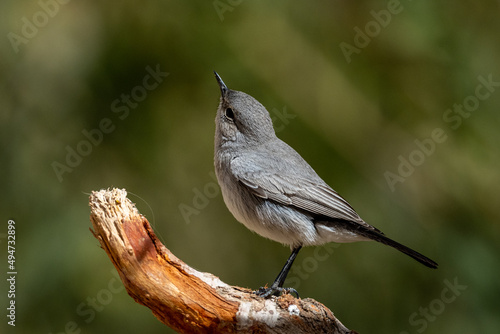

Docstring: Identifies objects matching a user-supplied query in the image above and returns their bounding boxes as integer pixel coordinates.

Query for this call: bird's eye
[224,108,234,120]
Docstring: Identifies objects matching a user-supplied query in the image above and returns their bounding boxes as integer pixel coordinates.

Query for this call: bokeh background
[1,1,499,333]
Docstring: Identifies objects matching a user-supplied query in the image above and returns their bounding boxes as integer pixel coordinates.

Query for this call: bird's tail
[347,222,438,269]
[368,230,438,268]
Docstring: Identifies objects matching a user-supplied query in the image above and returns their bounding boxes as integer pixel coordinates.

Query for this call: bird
[213,71,438,298]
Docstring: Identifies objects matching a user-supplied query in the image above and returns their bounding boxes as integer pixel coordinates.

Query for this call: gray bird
[213,72,437,298]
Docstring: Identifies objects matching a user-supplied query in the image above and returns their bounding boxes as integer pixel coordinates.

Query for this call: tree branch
[89,188,357,334]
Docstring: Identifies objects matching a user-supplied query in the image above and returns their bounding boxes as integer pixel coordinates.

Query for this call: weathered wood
[89,188,356,334]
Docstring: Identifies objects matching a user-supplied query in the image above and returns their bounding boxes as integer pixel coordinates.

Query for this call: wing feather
[231,158,370,227]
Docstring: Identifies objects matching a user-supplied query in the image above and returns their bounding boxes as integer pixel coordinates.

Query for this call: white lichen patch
[288,304,300,316]
[236,300,280,329]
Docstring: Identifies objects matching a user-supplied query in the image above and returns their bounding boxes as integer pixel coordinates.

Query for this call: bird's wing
[231,158,371,227]
[232,159,438,268]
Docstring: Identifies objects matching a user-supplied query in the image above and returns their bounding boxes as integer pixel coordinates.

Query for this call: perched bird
[213,72,437,298]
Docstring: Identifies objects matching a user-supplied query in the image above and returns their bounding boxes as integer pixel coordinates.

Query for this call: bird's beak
[214,71,228,98]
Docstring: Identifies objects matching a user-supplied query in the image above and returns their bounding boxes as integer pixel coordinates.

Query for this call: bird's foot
[253,285,299,298]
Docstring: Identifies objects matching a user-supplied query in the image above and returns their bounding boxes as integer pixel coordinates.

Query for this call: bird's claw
[253,286,300,298]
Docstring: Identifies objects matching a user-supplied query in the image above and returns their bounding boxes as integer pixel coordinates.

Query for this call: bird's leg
[254,246,302,298]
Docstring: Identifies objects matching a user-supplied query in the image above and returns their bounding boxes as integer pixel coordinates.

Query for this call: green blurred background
[1,1,499,333]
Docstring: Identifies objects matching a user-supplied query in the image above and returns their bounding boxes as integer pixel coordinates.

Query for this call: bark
[89,188,357,334]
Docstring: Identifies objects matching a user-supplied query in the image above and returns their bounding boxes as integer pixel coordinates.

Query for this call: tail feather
[336,220,438,269]
[364,229,438,269]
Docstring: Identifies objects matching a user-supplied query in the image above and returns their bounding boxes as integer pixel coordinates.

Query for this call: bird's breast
[214,166,319,247]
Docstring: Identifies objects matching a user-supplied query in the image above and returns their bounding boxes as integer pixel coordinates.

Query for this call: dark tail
[341,221,438,269]
[366,230,438,269]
